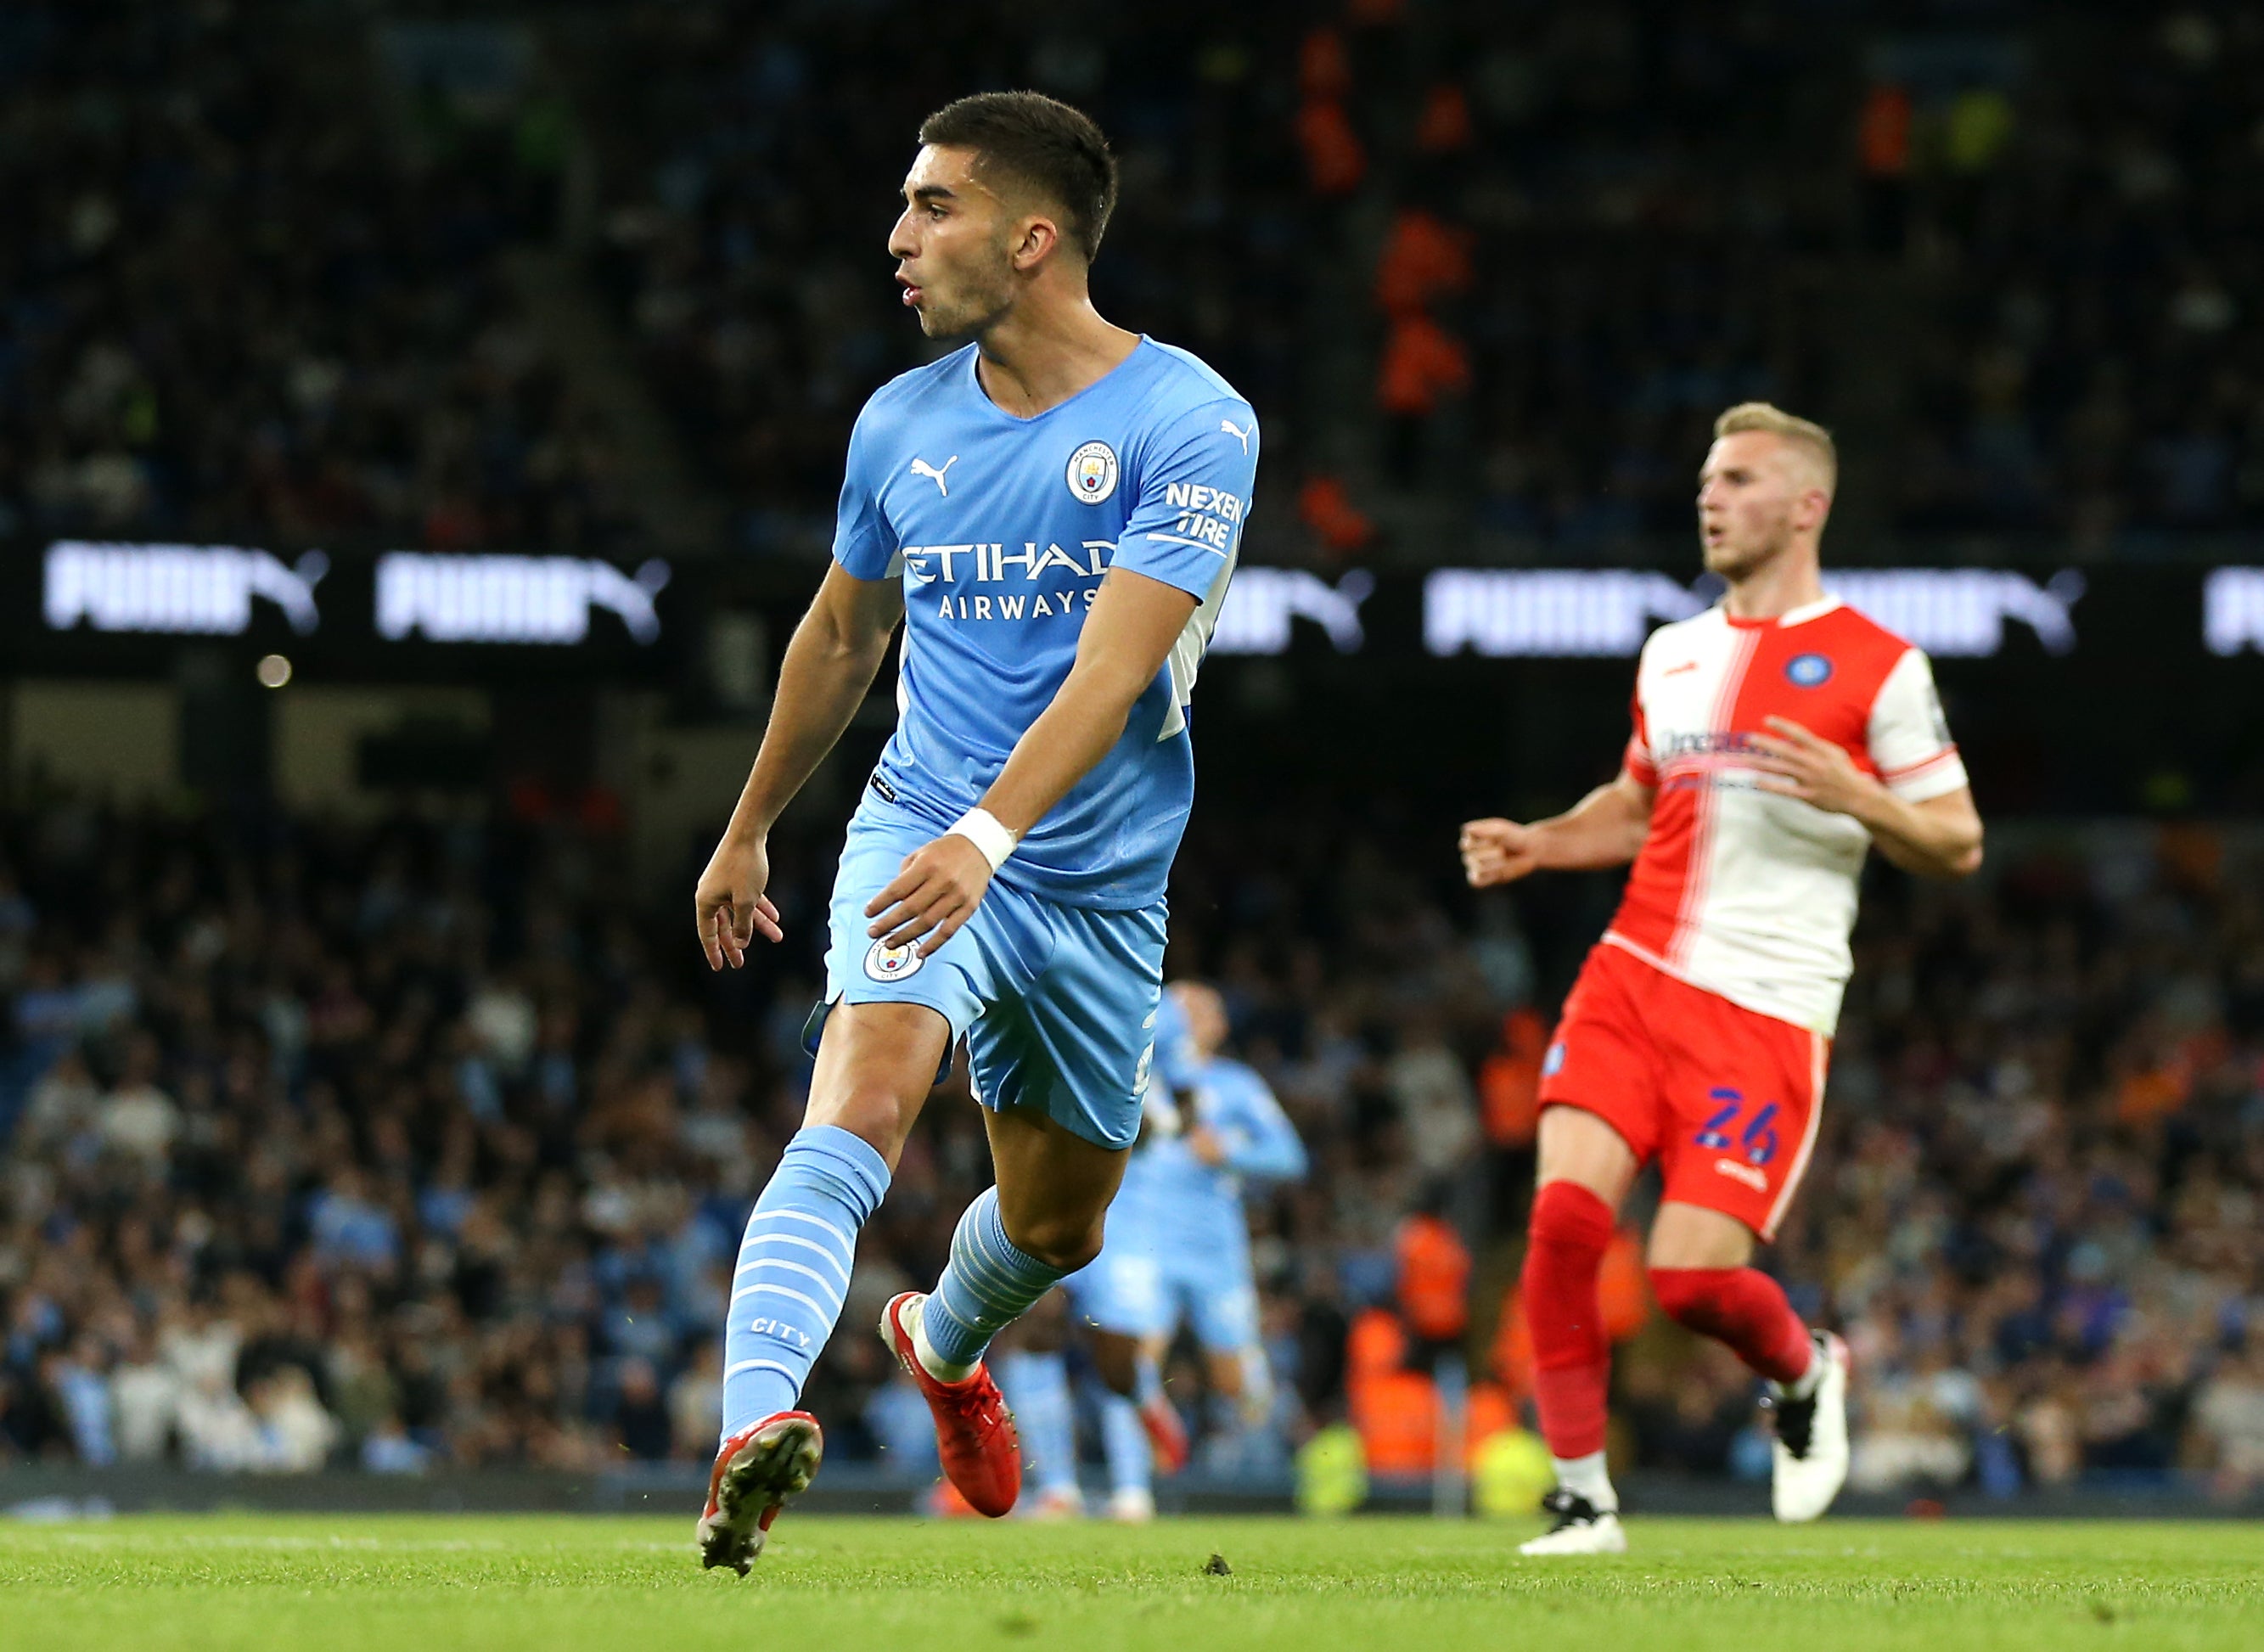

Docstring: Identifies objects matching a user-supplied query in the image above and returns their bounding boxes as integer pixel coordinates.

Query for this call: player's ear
[1010,214,1059,272]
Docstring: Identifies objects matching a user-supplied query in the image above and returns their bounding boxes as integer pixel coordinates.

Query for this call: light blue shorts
[1070,1242,1259,1351]
[810,806,1167,1151]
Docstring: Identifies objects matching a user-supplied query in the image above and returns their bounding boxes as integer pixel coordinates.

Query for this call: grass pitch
[1,1514,2258,1652]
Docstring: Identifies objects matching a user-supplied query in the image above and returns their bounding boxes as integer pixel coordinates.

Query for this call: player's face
[1171,982,1230,1061]
[888,145,1019,340]
[1695,432,1812,580]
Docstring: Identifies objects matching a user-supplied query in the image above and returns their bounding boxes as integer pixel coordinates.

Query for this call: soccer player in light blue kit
[1076,980,1306,1519]
[688,91,1259,1572]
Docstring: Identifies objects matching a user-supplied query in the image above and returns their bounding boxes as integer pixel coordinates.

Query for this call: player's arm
[864,567,1198,952]
[1460,768,1656,888]
[695,564,905,969]
[1747,717,1984,878]
[1747,647,1983,879]
[1193,1079,1307,1181]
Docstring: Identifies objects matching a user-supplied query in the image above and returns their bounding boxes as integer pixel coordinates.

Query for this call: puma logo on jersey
[1664,660,1699,676]
[1219,418,1252,453]
[909,456,958,496]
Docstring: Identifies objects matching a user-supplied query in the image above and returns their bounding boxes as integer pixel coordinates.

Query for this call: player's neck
[973,292,1139,419]
[1722,546,1826,622]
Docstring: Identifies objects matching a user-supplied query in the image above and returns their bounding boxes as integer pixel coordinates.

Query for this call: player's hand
[1459,818,1542,887]
[694,833,784,970]
[1747,716,1878,817]
[865,833,994,955]
[1185,1125,1229,1167]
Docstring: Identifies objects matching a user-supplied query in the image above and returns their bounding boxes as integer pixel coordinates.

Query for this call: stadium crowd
[0,1,634,556]
[9,4,2263,560]
[573,2,2264,553]
[1,792,2259,1503]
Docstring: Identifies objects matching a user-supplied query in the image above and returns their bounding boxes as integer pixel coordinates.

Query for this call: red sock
[1649,1267,1814,1385]
[1521,1181,1617,1459]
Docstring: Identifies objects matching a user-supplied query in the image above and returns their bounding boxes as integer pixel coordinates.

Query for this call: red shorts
[1536,941,1828,1241]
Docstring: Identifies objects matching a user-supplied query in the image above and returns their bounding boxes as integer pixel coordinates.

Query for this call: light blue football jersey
[832,337,1259,908]
[1111,1055,1307,1261]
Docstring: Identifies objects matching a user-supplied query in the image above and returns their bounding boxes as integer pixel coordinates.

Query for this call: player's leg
[703,817,1000,1570]
[888,894,1168,1516]
[992,1292,1083,1517]
[1647,1006,1848,1521]
[1645,1201,1812,1381]
[1187,1263,1265,1441]
[1518,1103,1638,1554]
[882,1099,1124,1514]
[919,1102,1126,1368]
[1132,1328,1192,1475]
[1517,946,1669,1554]
[1074,1250,1177,1507]
[1096,1382,1155,1520]
[701,999,949,1571]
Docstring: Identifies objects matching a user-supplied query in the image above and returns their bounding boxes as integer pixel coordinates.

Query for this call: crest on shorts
[1065,440,1119,505]
[863,939,924,982]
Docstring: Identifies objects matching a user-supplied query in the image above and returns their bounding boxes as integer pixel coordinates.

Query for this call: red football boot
[878,1291,1022,1517]
[1138,1391,1191,1476]
[696,1410,823,1574]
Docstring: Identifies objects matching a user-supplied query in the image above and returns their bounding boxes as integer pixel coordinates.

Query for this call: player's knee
[1525,1180,1616,1260]
[802,1073,922,1160]
[1002,1208,1104,1272]
[1648,1267,1728,1333]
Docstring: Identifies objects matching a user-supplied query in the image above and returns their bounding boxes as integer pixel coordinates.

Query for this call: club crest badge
[864,939,924,982]
[1065,440,1119,505]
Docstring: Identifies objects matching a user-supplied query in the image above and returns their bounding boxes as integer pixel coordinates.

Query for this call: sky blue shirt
[833,337,1259,908]
[1115,1055,1307,1261]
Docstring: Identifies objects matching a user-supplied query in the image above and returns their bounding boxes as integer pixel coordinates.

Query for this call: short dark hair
[918,92,1118,262]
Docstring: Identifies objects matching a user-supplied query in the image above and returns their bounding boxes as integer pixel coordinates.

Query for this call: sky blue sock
[1098,1391,1152,1496]
[921,1186,1071,1368]
[995,1350,1078,1497]
[1133,1351,1166,1408]
[721,1125,890,1439]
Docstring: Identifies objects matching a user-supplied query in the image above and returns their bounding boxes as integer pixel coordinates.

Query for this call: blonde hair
[1713,402,1837,492]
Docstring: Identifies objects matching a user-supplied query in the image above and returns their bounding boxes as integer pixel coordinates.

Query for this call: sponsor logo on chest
[899,540,1116,623]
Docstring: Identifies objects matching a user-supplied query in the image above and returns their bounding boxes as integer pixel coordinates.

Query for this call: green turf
[0,1514,2258,1652]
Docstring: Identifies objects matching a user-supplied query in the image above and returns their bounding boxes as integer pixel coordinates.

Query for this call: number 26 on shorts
[1694,1087,1779,1166]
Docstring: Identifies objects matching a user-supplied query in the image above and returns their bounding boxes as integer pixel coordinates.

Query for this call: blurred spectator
[668,1340,723,1461]
[111,1329,181,1464]
[613,1358,671,1463]
[249,1367,340,1473]
[2192,1340,2264,1497]
[362,1415,435,1477]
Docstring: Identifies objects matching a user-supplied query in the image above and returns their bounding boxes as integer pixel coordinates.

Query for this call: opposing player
[688,92,1258,1571]
[1460,403,1981,1554]
[1074,981,1306,1520]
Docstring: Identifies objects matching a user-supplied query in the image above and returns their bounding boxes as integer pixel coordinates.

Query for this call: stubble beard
[914,254,1015,343]
[1704,522,1792,586]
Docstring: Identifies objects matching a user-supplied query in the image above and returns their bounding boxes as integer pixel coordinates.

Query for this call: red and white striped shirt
[1606,596,1967,1036]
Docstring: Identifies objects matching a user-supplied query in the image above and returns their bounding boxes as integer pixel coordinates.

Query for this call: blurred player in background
[1460,403,1983,1554]
[1070,980,1307,1520]
[689,91,1259,1571]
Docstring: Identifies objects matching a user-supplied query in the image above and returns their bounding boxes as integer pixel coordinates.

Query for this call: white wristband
[947,807,1018,872]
